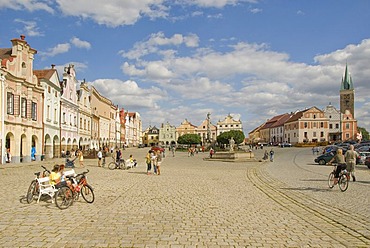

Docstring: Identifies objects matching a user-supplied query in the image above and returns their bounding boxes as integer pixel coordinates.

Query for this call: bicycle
[54,169,95,210]
[26,166,51,203]
[108,157,129,170]
[328,163,349,192]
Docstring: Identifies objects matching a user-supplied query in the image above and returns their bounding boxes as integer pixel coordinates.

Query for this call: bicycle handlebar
[41,165,51,173]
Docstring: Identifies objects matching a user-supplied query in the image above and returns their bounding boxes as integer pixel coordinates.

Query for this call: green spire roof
[341,64,354,90]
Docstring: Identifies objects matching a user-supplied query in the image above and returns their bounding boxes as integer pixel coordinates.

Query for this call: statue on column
[229,137,235,152]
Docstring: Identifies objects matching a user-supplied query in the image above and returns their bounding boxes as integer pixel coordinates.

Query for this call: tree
[216,130,245,145]
[177,134,201,145]
[358,127,369,140]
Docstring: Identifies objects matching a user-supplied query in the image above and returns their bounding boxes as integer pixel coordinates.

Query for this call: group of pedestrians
[146,149,163,175]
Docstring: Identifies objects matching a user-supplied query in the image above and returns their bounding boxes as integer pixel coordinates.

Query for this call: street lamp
[1,73,5,164]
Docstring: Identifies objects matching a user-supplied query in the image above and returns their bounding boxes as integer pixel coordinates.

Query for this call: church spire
[341,63,353,90]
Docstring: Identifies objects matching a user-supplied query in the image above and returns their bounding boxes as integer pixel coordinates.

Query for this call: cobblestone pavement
[0,147,369,247]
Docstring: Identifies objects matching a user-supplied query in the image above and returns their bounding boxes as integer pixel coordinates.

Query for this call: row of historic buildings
[248,65,358,145]
[0,36,142,164]
[142,114,243,147]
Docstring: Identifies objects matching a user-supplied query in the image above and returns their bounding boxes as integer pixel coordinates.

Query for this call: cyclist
[328,148,346,184]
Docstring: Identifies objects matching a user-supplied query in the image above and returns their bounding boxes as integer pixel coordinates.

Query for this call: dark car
[314,152,334,165]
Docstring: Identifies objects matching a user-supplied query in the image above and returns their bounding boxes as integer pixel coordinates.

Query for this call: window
[335,123,339,129]
[48,86,51,93]
[21,98,27,118]
[345,123,350,129]
[7,92,14,114]
[47,105,50,120]
[313,132,317,137]
[31,102,37,121]
[321,132,324,137]
[304,122,308,128]
[329,124,333,129]
[320,122,324,128]
[54,108,57,122]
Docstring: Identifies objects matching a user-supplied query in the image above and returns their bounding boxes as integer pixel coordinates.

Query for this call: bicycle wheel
[26,180,38,203]
[55,186,74,210]
[328,172,335,188]
[81,184,95,203]
[108,162,116,170]
[338,174,349,192]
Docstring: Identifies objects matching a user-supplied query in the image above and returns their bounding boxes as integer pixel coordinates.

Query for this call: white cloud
[14,19,43,37]
[120,32,199,60]
[70,37,91,49]
[0,0,54,13]
[250,8,262,14]
[39,43,71,58]
[90,79,167,110]
[55,0,168,27]
[120,33,370,132]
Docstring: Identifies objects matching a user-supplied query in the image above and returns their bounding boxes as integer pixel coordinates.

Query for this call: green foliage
[358,127,369,140]
[177,134,201,145]
[216,130,245,145]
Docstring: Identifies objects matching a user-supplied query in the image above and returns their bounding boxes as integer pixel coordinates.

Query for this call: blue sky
[1,0,370,135]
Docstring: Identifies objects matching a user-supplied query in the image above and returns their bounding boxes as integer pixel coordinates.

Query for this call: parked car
[365,156,370,169]
[314,152,335,165]
[355,145,370,153]
[151,146,165,152]
[138,144,145,148]
[357,152,370,164]
[279,142,292,147]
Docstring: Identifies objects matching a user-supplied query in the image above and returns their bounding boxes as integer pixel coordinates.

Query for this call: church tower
[339,64,355,117]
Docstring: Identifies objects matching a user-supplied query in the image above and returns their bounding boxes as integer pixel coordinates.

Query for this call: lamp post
[1,72,5,164]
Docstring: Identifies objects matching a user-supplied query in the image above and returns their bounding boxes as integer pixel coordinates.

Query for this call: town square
[0,147,369,247]
[1,1,370,247]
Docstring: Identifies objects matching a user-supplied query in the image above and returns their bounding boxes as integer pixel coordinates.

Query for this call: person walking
[78,149,84,168]
[97,149,103,167]
[156,150,162,175]
[209,147,214,158]
[345,144,358,182]
[146,150,152,175]
[151,150,157,174]
[269,149,275,162]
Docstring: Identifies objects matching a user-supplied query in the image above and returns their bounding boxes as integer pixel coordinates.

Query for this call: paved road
[0,147,369,247]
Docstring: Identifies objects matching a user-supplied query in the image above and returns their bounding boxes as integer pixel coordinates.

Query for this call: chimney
[20,35,25,40]
[51,64,55,69]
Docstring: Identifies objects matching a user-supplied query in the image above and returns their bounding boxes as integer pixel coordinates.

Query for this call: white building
[216,114,243,136]
[60,64,79,154]
[34,65,62,158]
[77,81,92,150]
[159,122,177,147]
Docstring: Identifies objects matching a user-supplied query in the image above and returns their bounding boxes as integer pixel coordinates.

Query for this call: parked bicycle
[108,156,129,170]
[328,163,349,192]
[54,169,95,210]
[26,165,51,204]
